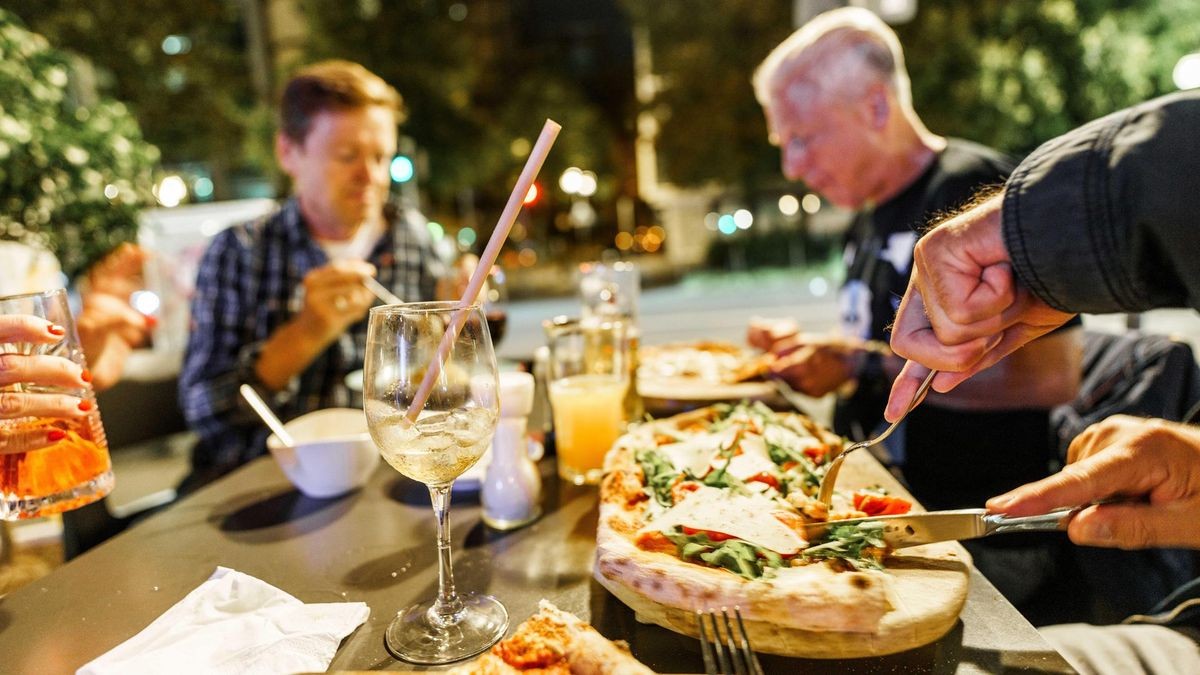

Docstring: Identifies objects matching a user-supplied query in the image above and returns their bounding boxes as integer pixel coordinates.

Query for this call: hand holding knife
[801,504,1112,549]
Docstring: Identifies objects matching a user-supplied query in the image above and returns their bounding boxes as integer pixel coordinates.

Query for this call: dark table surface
[0,454,1075,674]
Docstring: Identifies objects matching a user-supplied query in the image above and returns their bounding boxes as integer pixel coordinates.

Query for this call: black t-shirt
[834,140,1081,510]
[835,139,1015,442]
[840,139,1014,343]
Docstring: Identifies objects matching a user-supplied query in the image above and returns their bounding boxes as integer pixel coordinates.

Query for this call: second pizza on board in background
[637,342,780,415]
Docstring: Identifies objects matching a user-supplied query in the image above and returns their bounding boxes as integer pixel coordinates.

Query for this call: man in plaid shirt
[179,61,447,486]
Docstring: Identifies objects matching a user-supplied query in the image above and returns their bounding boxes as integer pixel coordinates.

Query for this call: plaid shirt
[179,198,443,469]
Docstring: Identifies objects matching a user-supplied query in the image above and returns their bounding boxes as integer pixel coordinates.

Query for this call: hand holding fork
[816,369,938,507]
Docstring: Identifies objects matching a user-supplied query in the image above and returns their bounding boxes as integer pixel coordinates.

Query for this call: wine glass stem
[427,483,465,627]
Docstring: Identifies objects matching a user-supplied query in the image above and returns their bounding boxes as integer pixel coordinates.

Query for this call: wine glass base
[384,593,509,664]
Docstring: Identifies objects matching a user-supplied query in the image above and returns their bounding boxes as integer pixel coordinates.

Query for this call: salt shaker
[482,371,542,530]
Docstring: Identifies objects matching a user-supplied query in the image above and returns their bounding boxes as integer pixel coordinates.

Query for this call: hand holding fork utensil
[816,369,938,508]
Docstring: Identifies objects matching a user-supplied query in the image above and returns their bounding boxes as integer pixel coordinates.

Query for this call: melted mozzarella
[644,487,806,554]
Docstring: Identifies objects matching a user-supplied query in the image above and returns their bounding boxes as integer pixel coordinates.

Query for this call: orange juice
[0,411,113,520]
[549,374,626,485]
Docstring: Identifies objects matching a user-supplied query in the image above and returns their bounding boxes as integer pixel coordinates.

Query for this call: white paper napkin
[77,567,369,675]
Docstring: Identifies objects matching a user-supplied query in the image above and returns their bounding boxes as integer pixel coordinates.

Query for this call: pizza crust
[595,408,972,658]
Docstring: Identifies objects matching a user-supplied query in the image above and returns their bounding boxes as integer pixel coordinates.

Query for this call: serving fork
[697,608,764,675]
[816,369,938,507]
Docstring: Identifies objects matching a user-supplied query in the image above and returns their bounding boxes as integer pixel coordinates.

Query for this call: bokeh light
[577,171,598,197]
[717,214,737,235]
[1174,53,1200,90]
[193,176,214,199]
[802,193,821,214]
[517,248,538,266]
[390,155,415,183]
[155,175,187,207]
[559,167,583,194]
[457,227,477,248]
[778,195,799,216]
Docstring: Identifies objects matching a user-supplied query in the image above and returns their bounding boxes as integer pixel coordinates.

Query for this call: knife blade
[801,507,1081,549]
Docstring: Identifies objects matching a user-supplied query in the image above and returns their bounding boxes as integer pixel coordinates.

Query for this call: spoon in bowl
[239,384,296,447]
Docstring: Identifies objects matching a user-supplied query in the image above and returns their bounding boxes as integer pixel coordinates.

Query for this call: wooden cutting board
[595,446,971,659]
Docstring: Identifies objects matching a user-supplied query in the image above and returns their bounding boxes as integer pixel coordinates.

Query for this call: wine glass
[363,301,508,663]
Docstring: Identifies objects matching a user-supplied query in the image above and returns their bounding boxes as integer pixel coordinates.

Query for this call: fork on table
[696,608,764,675]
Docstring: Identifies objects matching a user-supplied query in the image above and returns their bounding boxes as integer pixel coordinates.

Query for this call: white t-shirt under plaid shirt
[179,198,444,469]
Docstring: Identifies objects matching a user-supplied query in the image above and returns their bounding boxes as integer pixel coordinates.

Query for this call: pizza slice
[445,600,655,674]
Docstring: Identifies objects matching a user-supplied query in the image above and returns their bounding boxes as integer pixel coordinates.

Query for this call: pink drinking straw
[404,119,562,423]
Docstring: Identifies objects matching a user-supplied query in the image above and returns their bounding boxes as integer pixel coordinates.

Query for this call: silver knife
[802,507,1082,549]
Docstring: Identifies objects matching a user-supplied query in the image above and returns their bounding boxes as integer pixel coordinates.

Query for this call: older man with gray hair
[748,7,1094,616]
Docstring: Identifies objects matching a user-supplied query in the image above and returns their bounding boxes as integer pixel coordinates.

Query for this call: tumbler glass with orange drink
[544,316,629,485]
[0,288,113,520]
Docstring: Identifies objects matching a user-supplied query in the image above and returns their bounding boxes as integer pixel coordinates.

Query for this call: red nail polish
[48,324,66,337]
[47,429,67,442]
[144,315,158,329]
[78,400,94,412]
[81,369,93,383]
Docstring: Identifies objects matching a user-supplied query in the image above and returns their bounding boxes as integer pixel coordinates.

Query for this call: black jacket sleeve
[1001,90,1200,314]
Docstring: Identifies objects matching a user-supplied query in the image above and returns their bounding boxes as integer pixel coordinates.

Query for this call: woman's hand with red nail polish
[0,315,90,422]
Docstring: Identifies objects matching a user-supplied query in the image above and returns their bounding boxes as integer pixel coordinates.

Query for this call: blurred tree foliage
[302,0,621,222]
[628,0,1200,188]
[622,0,791,191]
[0,10,158,279]
[897,0,1200,155]
[8,0,260,192]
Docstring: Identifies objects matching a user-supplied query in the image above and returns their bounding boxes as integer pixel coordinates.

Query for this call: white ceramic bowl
[265,408,379,498]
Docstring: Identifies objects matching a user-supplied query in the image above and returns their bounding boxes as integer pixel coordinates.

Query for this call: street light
[577,171,598,197]
[1174,53,1200,90]
[559,167,583,194]
[560,167,598,197]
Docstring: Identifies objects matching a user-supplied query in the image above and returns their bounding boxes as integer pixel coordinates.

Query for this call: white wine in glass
[364,301,507,664]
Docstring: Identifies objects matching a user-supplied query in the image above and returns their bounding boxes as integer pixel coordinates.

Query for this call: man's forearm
[924,327,1082,412]
[253,319,332,391]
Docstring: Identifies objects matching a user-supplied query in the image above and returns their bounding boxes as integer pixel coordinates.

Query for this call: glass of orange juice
[544,316,629,485]
[0,288,113,520]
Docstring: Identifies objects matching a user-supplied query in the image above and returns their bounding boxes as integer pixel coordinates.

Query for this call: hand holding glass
[1,289,112,520]
[363,301,507,663]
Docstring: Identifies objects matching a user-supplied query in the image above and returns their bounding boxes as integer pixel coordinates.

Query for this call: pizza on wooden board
[594,402,971,658]
[444,600,655,674]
